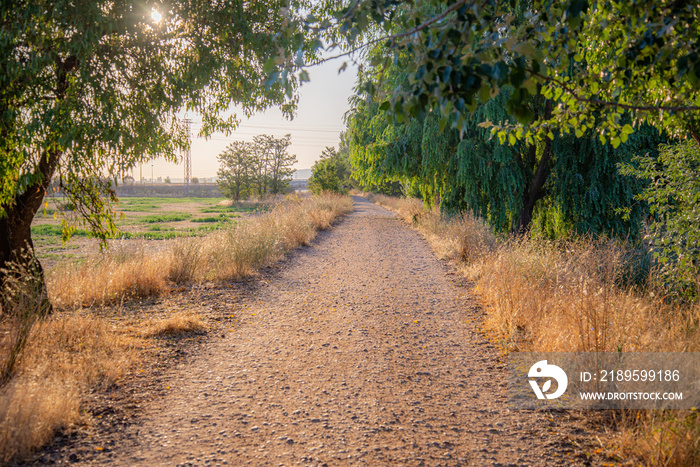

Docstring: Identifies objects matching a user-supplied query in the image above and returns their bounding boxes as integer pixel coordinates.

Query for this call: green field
[31,196,268,261]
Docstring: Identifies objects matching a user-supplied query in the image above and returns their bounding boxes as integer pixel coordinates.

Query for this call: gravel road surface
[50,196,600,466]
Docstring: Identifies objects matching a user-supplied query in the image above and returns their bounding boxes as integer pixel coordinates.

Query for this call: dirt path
[51,196,601,466]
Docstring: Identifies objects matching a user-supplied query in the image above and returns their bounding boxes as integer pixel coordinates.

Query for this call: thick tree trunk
[0,53,76,299]
[0,148,61,313]
[690,128,700,148]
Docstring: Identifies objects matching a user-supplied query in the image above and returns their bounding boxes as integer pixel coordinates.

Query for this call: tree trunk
[512,98,553,236]
[690,128,700,148]
[513,138,552,236]
[1,56,75,312]
[0,149,61,313]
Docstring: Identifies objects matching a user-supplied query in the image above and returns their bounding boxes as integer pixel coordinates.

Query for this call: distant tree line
[217,134,297,201]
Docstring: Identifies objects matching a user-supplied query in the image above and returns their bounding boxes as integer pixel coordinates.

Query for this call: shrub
[621,140,700,302]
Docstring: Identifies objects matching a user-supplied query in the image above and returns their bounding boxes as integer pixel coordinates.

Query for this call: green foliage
[308,147,352,194]
[31,224,89,238]
[622,141,700,301]
[139,213,192,224]
[533,123,666,238]
[0,0,310,273]
[217,135,297,200]
[192,214,236,223]
[217,141,257,201]
[302,0,700,147]
[258,134,297,194]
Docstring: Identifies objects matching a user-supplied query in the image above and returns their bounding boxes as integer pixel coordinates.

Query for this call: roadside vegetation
[30,197,261,256]
[0,193,352,463]
[361,191,699,467]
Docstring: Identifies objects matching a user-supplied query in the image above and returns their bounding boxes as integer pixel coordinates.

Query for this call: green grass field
[31,196,265,260]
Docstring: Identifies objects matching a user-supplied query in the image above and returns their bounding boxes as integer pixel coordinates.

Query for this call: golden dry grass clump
[50,243,168,309]
[193,192,353,281]
[0,314,140,463]
[143,311,207,337]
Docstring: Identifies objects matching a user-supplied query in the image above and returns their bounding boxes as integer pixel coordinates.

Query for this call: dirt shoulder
[34,196,607,466]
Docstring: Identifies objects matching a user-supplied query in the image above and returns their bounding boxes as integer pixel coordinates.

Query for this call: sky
[137,58,359,182]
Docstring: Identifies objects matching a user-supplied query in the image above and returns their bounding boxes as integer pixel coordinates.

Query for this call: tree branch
[309,0,473,66]
[530,70,700,113]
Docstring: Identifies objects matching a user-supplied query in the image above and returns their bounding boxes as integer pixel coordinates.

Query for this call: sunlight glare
[151,10,162,23]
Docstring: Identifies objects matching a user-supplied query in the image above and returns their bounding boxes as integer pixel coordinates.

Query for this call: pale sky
[138,58,358,182]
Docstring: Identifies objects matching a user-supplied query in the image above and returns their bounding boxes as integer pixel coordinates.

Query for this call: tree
[347,46,665,234]
[218,135,297,200]
[0,1,310,299]
[621,141,700,302]
[302,1,700,146]
[217,141,257,201]
[308,146,352,194]
[249,134,297,195]
[164,177,171,184]
[267,134,297,194]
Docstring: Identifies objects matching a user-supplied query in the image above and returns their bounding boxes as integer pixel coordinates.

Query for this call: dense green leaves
[308,146,352,194]
[217,135,297,201]
[346,44,665,235]
[300,0,700,146]
[621,141,700,301]
[0,0,309,240]
[217,141,257,201]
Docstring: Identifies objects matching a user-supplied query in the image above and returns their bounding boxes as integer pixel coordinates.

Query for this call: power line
[187,121,344,134]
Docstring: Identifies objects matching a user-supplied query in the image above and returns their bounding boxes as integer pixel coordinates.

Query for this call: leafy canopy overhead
[298,0,700,146]
[0,0,310,238]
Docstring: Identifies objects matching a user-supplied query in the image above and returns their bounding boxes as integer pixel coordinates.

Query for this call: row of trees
[217,134,297,200]
[300,1,698,300]
[345,47,667,237]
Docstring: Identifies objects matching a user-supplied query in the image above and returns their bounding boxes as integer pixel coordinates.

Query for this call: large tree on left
[0,0,308,300]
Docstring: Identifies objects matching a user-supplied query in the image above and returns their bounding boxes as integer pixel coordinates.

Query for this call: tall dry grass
[0,314,140,463]
[48,193,353,307]
[364,192,700,466]
[0,192,353,463]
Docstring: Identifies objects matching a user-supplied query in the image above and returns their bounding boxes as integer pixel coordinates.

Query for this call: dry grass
[363,192,700,466]
[611,410,700,467]
[196,192,352,281]
[0,314,140,463]
[143,311,207,337]
[49,243,168,309]
[48,192,353,306]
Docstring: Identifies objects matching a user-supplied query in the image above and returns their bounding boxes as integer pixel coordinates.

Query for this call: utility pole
[183,118,192,194]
